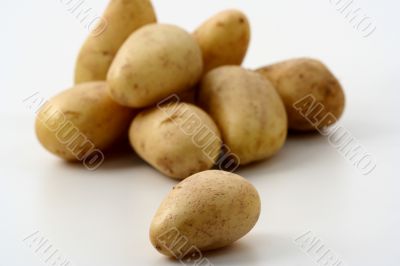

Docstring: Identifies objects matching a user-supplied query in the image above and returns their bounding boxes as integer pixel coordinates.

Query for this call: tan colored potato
[74,0,157,84]
[194,9,250,74]
[150,170,261,257]
[107,24,203,108]
[35,82,134,161]
[129,102,221,179]
[256,58,345,131]
[198,66,287,165]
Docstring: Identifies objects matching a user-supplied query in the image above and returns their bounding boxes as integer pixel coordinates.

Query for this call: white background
[1,0,399,265]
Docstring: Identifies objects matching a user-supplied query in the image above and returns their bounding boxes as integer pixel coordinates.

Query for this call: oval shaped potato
[198,66,287,165]
[107,24,203,108]
[256,58,345,131]
[194,9,250,74]
[150,170,261,257]
[129,102,221,179]
[75,0,157,84]
[35,82,134,161]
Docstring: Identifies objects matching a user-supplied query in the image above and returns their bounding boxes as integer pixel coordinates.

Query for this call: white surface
[1,0,399,265]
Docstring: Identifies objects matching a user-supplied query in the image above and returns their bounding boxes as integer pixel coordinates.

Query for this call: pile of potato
[35,0,345,259]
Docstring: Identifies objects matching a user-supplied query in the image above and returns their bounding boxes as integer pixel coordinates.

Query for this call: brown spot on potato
[160,114,178,125]
[156,157,175,175]
[140,141,146,150]
[63,111,81,119]
[101,51,111,56]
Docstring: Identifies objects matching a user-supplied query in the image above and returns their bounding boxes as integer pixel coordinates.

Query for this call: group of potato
[35,0,345,259]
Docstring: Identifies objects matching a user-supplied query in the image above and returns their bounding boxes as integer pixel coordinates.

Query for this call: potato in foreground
[35,82,134,161]
[75,0,157,84]
[150,170,261,258]
[256,58,345,131]
[198,66,287,165]
[129,102,221,179]
[107,24,203,108]
[194,9,251,74]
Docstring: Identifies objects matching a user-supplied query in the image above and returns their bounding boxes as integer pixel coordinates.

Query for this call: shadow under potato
[288,128,323,138]
[61,127,324,175]
[61,138,143,171]
[161,233,297,265]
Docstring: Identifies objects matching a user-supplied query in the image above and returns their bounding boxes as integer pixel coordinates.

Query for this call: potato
[107,24,203,108]
[35,82,134,162]
[150,170,261,257]
[198,66,287,165]
[194,9,250,74]
[129,102,221,179]
[74,0,157,84]
[256,58,345,131]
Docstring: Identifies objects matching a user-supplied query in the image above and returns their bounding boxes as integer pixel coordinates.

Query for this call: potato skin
[35,82,134,160]
[198,66,287,165]
[107,24,203,108]
[194,9,250,74]
[150,170,261,257]
[129,103,221,179]
[256,58,345,131]
[74,0,157,84]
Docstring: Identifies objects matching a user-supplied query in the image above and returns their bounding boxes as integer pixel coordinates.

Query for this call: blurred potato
[35,82,134,161]
[129,102,221,179]
[257,58,345,131]
[107,24,203,108]
[75,0,157,84]
[198,66,287,165]
[194,9,251,74]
